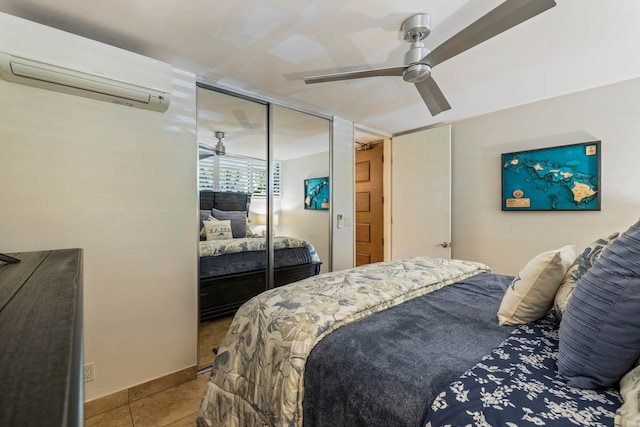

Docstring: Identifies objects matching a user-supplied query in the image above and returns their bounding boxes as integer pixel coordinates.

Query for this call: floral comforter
[197,256,491,427]
[425,315,622,427]
[199,236,319,262]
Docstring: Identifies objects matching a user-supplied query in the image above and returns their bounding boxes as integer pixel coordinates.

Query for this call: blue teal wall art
[502,141,601,211]
[304,177,330,210]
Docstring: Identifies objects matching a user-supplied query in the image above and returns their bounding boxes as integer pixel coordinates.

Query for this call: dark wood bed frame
[199,191,321,322]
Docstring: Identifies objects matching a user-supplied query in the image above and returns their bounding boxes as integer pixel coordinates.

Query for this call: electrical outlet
[84,363,95,382]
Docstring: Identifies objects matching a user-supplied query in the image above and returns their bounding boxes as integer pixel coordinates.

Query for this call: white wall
[451,76,640,275]
[332,117,355,271]
[0,17,198,401]
[280,151,330,273]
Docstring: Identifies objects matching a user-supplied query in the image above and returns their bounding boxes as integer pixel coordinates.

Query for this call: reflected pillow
[203,219,233,241]
[246,217,261,238]
[211,208,248,238]
[497,245,576,326]
[553,232,619,320]
[558,219,640,389]
[199,209,212,241]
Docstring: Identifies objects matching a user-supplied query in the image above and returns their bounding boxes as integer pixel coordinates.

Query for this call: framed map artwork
[502,141,601,211]
[304,177,330,210]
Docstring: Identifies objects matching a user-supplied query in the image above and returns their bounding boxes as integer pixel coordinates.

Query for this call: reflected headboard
[200,191,251,213]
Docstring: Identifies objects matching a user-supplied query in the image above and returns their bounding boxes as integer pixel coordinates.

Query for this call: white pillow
[497,245,576,326]
[203,219,233,241]
[200,215,218,239]
[245,217,255,237]
[616,362,640,427]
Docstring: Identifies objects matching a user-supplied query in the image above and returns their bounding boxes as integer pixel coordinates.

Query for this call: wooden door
[355,144,384,266]
[391,125,451,260]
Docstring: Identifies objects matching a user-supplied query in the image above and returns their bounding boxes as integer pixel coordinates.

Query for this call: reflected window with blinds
[199,153,280,197]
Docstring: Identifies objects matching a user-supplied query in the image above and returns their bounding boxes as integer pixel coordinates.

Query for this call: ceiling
[197,86,330,160]
[2,1,640,135]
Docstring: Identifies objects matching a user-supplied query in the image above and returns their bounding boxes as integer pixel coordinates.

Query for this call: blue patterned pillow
[553,232,619,320]
[558,219,640,389]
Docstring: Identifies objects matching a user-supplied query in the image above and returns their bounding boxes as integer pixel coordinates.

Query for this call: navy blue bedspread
[199,247,313,277]
[425,316,622,427]
[303,273,517,427]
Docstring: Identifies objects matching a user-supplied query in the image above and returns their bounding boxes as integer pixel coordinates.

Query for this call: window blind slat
[198,154,281,196]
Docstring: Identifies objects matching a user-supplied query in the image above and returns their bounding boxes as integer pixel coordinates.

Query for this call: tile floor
[86,315,234,427]
[85,372,209,427]
[198,315,234,367]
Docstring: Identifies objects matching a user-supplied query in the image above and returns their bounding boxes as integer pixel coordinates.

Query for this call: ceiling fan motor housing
[403,63,431,83]
[401,14,432,83]
[403,43,431,83]
[214,130,226,155]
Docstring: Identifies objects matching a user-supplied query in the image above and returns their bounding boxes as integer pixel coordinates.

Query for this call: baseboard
[84,365,198,419]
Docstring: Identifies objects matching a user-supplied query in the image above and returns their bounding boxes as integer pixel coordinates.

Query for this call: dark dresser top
[0,249,83,427]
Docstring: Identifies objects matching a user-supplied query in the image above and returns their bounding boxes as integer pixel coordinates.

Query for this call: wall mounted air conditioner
[0,52,171,113]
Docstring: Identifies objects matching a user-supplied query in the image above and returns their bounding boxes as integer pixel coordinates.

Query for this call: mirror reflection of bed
[198,191,322,366]
[196,85,331,369]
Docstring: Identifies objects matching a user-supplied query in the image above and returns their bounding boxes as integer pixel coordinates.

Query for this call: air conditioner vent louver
[0,52,171,112]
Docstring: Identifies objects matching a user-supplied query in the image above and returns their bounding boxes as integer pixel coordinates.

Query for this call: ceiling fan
[304,0,556,116]
[199,131,227,159]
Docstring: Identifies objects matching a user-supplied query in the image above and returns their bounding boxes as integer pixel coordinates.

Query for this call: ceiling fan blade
[424,0,556,68]
[415,76,451,116]
[199,143,214,159]
[232,109,256,129]
[304,66,405,84]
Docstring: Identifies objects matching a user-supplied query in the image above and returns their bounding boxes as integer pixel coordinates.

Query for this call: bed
[197,220,640,427]
[199,191,322,322]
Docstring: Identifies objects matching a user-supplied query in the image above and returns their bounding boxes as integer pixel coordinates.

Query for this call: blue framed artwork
[502,141,601,211]
[304,177,329,210]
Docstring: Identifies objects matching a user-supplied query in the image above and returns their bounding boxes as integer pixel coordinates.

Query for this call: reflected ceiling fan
[304,0,556,116]
[199,131,226,159]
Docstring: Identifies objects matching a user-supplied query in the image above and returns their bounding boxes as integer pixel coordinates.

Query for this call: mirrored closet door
[272,105,331,274]
[196,85,331,369]
[197,86,268,368]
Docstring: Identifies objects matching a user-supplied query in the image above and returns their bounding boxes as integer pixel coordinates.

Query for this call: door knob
[436,242,450,248]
